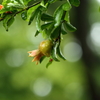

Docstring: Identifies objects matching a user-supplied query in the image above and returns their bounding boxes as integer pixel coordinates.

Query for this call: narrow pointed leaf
[61,23,68,35]
[35,31,39,37]
[28,8,39,25]
[64,21,76,32]
[36,11,42,32]
[46,60,53,68]
[51,43,60,62]
[57,44,66,60]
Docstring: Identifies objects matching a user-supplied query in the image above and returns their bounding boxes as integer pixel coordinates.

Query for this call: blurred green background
[0,0,100,100]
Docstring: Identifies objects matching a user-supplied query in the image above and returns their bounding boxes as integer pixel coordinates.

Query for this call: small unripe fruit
[39,40,53,57]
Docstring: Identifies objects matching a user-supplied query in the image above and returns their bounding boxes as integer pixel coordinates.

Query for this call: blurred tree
[74,0,100,100]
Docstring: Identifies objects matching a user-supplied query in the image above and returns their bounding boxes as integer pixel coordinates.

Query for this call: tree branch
[0,1,41,21]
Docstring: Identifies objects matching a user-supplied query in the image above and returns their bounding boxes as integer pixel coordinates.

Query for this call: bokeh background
[0,0,100,100]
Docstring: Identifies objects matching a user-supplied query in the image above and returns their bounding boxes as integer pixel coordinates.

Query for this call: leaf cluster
[0,0,80,67]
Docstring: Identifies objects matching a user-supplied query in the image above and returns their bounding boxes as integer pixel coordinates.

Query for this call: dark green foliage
[41,13,54,21]
[50,25,61,39]
[3,15,14,31]
[69,0,80,7]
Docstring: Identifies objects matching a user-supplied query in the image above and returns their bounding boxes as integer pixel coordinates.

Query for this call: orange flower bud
[28,40,53,64]
[0,5,4,10]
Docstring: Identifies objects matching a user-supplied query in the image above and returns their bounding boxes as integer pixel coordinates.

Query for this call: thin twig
[0,1,41,21]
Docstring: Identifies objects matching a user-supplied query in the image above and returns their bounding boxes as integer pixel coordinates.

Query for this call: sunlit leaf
[17,0,24,5]
[54,5,64,27]
[27,3,40,21]
[64,11,70,22]
[23,0,32,5]
[36,10,42,32]
[40,0,49,8]
[28,7,40,25]
[62,1,71,11]
[7,2,24,9]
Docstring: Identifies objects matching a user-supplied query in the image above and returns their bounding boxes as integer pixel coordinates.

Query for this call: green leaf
[57,43,66,60]
[41,13,54,21]
[0,8,8,14]
[54,5,64,27]
[3,15,14,31]
[7,17,14,28]
[40,0,49,8]
[64,11,70,22]
[27,3,40,21]
[61,28,68,35]
[50,25,61,39]
[41,22,54,30]
[23,0,32,5]
[61,23,68,35]
[36,10,42,32]
[35,31,39,37]
[46,59,53,68]
[70,0,80,7]
[48,0,58,3]
[28,7,40,25]
[51,43,60,62]
[62,1,71,11]
[42,29,48,39]
[40,56,46,63]
[7,2,24,9]
[21,11,27,20]
[63,21,76,32]
[17,0,24,5]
